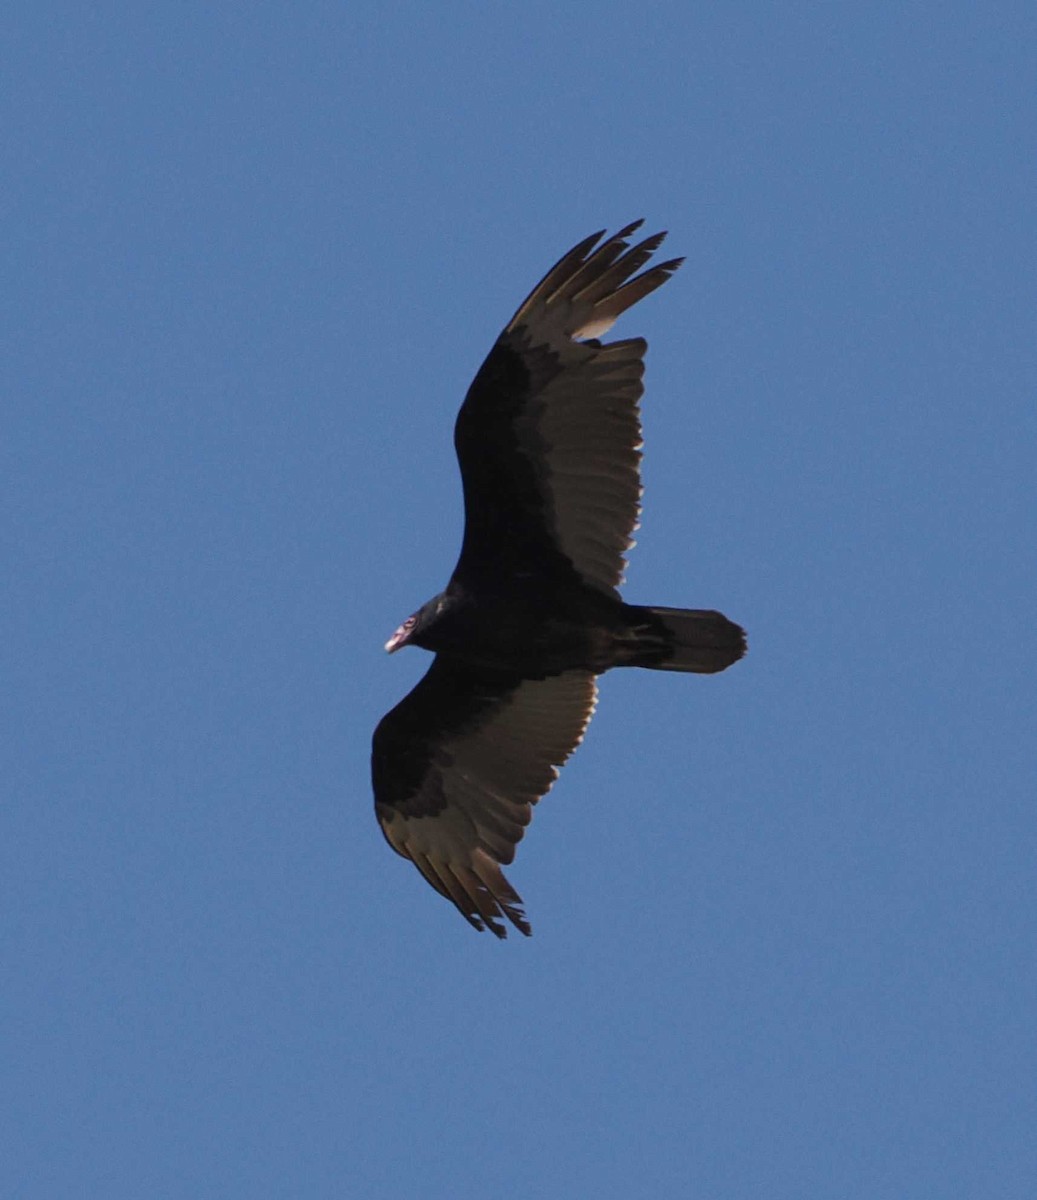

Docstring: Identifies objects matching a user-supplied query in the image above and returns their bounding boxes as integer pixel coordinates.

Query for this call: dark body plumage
[372,222,745,937]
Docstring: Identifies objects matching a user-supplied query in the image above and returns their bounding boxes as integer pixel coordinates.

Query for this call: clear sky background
[4,3,1035,1197]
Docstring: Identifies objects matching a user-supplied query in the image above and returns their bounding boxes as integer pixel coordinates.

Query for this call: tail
[622,605,746,674]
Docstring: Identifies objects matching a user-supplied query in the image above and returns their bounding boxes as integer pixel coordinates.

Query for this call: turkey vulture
[372,221,745,937]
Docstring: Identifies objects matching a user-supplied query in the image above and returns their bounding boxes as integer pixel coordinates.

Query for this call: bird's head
[384,595,447,653]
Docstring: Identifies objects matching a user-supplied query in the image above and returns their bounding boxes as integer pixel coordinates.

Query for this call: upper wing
[452,221,683,596]
[372,657,598,937]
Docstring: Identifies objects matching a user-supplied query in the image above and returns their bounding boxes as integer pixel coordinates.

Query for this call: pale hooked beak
[384,622,412,654]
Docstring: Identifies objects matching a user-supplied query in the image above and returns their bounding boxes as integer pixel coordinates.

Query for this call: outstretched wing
[372,658,598,937]
[452,221,683,597]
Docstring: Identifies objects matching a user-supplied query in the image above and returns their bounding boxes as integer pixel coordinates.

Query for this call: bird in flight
[372,221,745,937]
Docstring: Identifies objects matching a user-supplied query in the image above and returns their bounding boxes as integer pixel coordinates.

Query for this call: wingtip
[633,228,667,254]
[469,904,531,939]
[614,218,646,240]
[505,907,532,938]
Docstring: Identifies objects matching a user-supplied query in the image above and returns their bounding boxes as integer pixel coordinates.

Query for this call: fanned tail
[623,605,746,674]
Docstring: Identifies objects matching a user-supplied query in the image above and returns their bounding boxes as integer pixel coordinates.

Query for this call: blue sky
[4,3,1035,1196]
